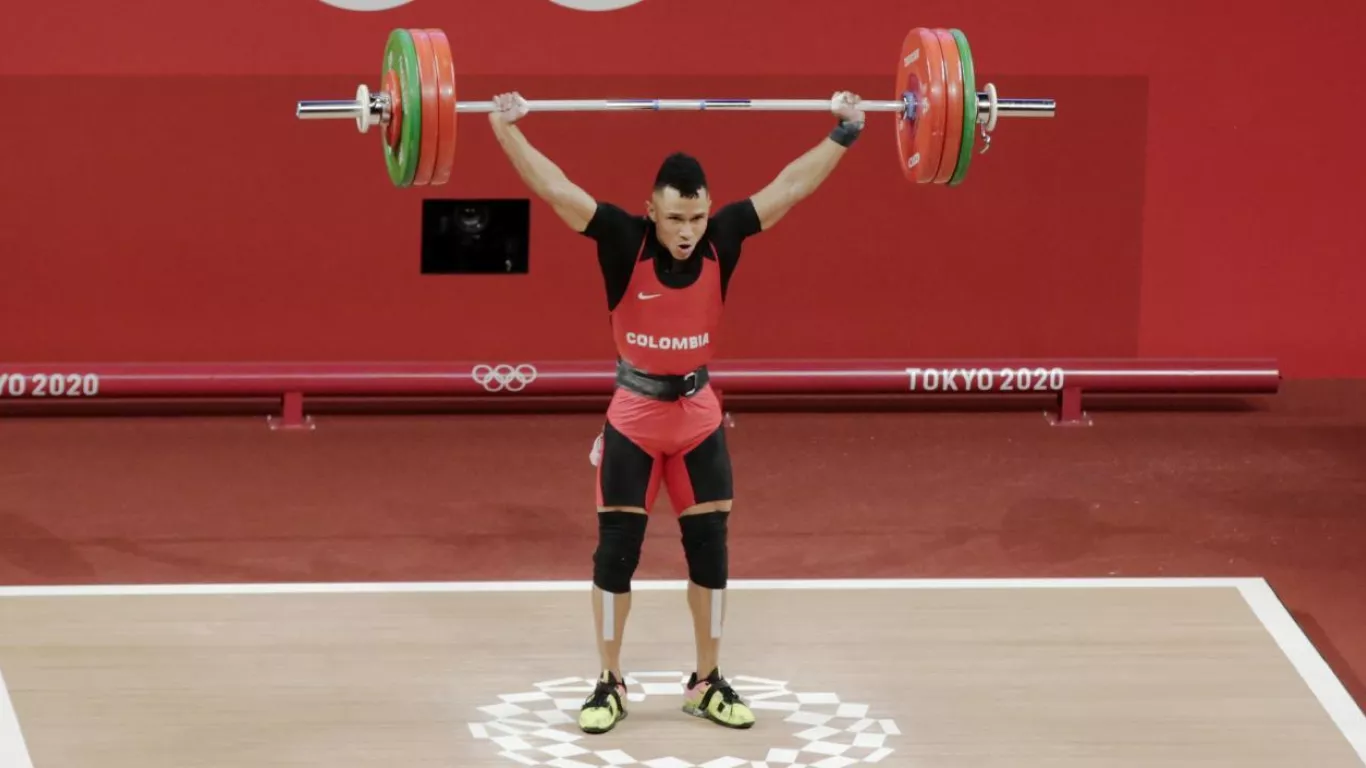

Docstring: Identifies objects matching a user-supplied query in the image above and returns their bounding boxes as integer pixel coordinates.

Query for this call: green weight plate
[948,29,977,187]
[382,29,422,187]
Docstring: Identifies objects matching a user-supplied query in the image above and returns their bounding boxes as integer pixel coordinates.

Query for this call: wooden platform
[0,578,1362,767]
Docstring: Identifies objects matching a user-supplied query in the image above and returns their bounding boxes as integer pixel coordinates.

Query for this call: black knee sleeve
[679,511,729,589]
[593,511,648,594]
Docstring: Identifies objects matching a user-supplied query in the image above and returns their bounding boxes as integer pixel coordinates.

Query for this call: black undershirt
[579,199,763,311]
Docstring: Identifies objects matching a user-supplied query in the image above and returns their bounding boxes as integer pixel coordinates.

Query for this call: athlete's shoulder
[710,199,762,240]
[582,201,645,241]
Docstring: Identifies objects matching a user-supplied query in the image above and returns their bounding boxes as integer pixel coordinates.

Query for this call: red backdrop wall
[2,0,1362,377]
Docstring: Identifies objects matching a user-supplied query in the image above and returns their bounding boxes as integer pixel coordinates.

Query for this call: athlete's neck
[657,240,689,270]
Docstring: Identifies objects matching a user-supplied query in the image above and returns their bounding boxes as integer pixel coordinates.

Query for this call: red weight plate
[407,29,441,186]
[894,27,947,184]
[384,69,403,149]
[425,29,458,186]
[933,28,964,184]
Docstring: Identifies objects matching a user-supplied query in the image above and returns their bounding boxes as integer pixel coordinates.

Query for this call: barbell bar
[296,96,1055,120]
[295,26,1055,188]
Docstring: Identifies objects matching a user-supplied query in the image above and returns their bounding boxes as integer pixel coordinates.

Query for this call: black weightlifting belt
[614,359,709,401]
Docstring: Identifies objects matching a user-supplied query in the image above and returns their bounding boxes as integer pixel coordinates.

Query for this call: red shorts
[594,383,732,514]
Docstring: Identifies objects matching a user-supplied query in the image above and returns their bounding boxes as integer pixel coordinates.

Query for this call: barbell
[295,27,1055,188]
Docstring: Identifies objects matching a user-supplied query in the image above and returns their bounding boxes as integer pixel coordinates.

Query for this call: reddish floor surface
[1,380,1363,708]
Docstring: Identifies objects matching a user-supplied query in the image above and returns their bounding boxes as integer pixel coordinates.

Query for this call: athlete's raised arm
[748,91,866,231]
[489,92,598,232]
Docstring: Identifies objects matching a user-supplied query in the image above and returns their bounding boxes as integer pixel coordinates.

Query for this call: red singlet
[610,235,723,375]
[597,234,727,511]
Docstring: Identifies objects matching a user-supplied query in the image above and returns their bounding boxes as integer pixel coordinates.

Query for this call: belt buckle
[681,371,698,397]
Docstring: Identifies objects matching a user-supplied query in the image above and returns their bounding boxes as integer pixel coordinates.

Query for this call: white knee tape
[711,589,724,639]
[602,587,615,641]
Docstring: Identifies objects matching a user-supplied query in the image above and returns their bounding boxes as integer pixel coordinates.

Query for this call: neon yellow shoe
[578,671,628,734]
[682,668,755,729]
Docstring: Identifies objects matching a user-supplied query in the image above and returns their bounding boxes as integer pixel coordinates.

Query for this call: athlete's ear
[645,199,656,221]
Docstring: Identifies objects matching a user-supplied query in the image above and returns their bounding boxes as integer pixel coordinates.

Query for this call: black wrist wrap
[828,120,863,147]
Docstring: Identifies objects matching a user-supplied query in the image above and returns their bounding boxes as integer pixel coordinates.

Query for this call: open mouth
[677,243,693,253]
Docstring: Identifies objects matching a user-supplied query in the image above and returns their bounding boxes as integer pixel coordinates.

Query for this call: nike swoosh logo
[638,292,662,300]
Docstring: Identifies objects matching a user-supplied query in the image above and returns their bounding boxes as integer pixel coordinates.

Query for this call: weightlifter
[488,90,866,734]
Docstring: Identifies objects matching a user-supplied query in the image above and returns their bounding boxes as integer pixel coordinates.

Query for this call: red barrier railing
[0,358,1280,428]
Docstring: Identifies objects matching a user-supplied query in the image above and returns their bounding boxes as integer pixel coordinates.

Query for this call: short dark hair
[653,152,708,197]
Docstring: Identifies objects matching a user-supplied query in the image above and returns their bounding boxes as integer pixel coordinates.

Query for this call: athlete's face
[647,186,710,260]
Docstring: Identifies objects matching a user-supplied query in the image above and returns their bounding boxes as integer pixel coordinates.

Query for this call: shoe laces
[585,675,622,709]
[705,673,743,708]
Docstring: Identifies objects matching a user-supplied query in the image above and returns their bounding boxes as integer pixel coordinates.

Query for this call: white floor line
[1237,579,1366,764]
[0,669,35,768]
[0,576,1264,597]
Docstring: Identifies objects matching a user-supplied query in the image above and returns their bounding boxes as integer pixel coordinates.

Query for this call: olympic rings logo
[471,363,538,393]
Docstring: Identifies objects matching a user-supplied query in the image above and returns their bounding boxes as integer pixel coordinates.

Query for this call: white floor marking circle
[317,0,645,9]
[547,0,648,9]
[317,0,416,10]
[468,671,899,766]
